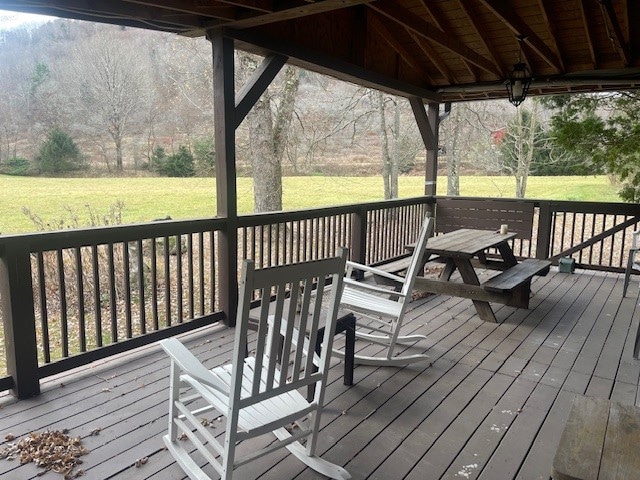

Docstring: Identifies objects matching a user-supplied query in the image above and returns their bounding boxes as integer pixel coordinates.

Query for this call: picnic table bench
[410,229,551,322]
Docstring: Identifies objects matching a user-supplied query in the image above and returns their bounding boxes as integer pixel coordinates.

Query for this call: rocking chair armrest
[160,338,230,395]
[632,229,640,250]
[345,261,405,284]
[343,277,408,297]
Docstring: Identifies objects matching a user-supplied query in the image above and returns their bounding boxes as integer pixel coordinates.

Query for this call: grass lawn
[0,174,622,234]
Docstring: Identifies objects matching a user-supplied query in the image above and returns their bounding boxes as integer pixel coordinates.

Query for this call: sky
[0,9,54,31]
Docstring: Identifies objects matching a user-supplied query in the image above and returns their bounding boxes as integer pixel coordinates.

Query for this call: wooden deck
[1,267,639,480]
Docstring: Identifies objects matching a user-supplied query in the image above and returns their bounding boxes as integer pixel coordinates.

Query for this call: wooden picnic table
[410,228,550,322]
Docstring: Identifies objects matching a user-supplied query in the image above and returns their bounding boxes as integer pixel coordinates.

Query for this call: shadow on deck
[1,267,639,479]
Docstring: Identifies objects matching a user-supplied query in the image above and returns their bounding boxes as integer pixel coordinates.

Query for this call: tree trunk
[377,92,392,200]
[248,95,281,213]
[390,98,400,198]
[445,105,460,196]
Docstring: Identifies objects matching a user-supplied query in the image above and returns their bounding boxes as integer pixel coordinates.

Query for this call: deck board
[1,268,639,479]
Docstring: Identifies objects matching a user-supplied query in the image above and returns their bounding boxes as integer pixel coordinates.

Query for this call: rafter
[599,0,630,65]
[417,0,481,82]
[369,0,501,77]
[579,0,598,68]
[219,0,373,29]
[34,0,219,31]
[369,12,431,81]
[203,0,273,13]
[128,0,238,20]
[455,0,505,76]
[408,30,455,84]
[479,0,563,72]
[535,0,565,71]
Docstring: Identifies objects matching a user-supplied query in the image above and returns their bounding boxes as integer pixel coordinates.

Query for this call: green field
[0,174,623,234]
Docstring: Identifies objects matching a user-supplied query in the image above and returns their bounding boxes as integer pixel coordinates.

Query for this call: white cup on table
[500,224,508,235]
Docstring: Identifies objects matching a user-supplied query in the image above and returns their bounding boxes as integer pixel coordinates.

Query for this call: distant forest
[2,17,593,193]
[0,19,436,177]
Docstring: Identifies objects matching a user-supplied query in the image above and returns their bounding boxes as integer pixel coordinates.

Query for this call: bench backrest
[435,197,534,238]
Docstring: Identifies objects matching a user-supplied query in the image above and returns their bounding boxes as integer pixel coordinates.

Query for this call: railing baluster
[37,253,50,363]
[210,231,216,312]
[151,238,159,331]
[57,249,69,358]
[187,233,194,320]
[137,239,146,335]
[123,242,132,339]
[163,236,171,327]
[176,234,183,323]
[75,247,86,352]
[199,232,205,316]
[91,245,102,348]
[108,243,117,343]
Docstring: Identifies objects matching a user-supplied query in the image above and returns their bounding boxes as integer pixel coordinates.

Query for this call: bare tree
[69,27,149,171]
[238,53,300,213]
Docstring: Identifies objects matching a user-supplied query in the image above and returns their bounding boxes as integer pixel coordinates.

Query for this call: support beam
[235,54,287,128]
[410,98,442,196]
[211,30,239,326]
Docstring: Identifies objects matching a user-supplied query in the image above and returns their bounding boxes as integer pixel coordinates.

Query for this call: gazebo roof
[2,0,640,102]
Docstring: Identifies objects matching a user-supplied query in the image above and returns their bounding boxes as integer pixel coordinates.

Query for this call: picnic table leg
[496,242,518,267]
[439,258,457,281]
[509,280,531,308]
[454,258,497,322]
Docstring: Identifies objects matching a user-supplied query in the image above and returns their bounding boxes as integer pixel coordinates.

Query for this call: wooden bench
[483,258,551,293]
[435,197,535,238]
[552,395,640,480]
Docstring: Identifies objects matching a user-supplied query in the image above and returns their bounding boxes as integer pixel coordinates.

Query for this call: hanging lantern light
[506,62,532,106]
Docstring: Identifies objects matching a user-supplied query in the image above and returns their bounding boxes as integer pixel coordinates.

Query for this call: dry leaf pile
[0,430,89,479]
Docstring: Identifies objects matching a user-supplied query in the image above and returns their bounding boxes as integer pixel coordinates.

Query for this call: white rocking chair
[160,248,350,480]
[337,214,434,366]
[623,229,640,297]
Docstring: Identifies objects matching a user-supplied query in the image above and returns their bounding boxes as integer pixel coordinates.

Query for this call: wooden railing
[1,195,638,398]
[0,197,432,397]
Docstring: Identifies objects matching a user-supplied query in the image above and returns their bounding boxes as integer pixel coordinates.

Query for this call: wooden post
[210,30,239,327]
[536,201,553,260]
[0,245,40,398]
[350,208,367,278]
[410,99,444,222]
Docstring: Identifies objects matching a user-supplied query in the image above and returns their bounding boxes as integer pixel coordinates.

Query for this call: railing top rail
[0,196,435,254]
[0,217,227,253]
[237,196,434,227]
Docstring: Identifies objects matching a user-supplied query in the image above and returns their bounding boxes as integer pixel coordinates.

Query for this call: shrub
[34,127,84,174]
[154,145,195,177]
[193,137,215,176]
[1,156,31,176]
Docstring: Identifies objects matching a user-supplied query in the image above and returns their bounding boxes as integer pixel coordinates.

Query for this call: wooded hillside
[0,19,436,177]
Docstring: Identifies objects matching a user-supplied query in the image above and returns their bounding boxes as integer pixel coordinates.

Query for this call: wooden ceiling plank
[368,0,501,77]
[369,12,431,79]
[579,0,598,68]
[455,0,505,75]
[599,0,630,65]
[227,27,440,101]
[43,0,217,29]
[536,0,566,71]
[416,0,484,83]
[408,30,456,83]
[479,0,563,72]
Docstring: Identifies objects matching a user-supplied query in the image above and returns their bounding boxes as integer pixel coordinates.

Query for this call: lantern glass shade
[506,62,532,107]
